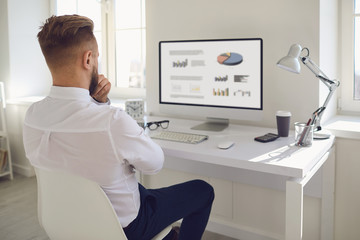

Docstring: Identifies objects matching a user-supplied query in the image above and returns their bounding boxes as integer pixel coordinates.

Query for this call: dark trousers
[123,179,215,240]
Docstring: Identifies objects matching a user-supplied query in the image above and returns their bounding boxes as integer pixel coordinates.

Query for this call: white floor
[0,174,237,240]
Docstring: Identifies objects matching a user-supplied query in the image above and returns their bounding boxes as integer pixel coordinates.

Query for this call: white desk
[146,116,335,240]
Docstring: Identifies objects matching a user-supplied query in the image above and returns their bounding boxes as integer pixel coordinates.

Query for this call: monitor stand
[191,118,229,132]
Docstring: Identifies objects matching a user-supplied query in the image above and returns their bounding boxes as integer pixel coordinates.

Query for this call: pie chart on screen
[217,52,243,66]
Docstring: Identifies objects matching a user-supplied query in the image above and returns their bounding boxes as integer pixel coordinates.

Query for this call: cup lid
[276,111,292,117]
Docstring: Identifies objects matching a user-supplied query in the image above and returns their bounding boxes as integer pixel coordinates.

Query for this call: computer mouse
[217,141,235,150]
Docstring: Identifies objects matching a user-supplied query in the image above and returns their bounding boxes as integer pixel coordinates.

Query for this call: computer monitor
[159,38,263,131]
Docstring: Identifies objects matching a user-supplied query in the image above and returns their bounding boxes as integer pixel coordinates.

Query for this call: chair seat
[34,166,171,240]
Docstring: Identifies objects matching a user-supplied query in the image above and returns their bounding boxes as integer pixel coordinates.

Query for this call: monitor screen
[159,38,263,130]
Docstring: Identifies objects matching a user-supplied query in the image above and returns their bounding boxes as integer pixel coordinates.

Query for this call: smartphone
[254,133,279,143]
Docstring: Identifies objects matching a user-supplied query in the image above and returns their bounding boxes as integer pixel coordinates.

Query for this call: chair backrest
[34,166,127,240]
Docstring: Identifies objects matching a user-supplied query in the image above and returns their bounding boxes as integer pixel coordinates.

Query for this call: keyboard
[150,131,209,144]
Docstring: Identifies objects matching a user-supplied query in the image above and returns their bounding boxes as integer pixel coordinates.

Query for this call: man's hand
[91,74,111,103]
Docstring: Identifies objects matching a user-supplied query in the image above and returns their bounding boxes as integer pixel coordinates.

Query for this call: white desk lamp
[277,44,340,139]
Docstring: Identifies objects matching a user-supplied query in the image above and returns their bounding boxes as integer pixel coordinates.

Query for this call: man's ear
[82,50,93,70]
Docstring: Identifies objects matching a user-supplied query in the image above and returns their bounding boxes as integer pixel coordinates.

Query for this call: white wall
[1,0,51,176]
[334,138,360,239]
[0,0,10,91]
[146,0,337,129]
[319,0,339,124]
[6,0,51,99]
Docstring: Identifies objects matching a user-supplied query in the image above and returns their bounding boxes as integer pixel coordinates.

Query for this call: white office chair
[34,166,171,240]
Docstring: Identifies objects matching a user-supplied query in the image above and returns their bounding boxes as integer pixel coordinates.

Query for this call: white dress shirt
[23,86,164,227]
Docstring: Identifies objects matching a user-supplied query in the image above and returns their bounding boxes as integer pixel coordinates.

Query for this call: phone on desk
[254,133,279,143]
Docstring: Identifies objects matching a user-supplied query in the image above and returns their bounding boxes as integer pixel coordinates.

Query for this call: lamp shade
[277,44,302,74]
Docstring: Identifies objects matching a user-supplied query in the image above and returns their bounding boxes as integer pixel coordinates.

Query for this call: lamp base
[314,129,331,140]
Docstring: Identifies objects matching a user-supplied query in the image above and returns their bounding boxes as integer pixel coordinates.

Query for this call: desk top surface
[147,116,335,178]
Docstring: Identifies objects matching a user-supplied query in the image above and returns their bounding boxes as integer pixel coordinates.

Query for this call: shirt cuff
[92,97,111,105]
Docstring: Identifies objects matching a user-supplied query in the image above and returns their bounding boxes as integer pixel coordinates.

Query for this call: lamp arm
[301,56,340,131]
[301,57,330,86]
[313,85,338,131]
[302,56,340,87]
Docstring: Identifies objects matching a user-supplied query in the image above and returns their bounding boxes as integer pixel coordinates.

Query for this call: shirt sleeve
[109,108,164,175]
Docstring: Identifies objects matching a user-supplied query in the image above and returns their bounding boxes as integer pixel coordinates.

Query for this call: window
[53,0,146,98]
[340,0,360,112]
[114,0,146,89]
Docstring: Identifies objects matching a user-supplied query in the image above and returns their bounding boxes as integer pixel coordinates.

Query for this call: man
[23,15,214,240]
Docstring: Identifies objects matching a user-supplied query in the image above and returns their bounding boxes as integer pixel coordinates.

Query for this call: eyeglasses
[145,120,170,130]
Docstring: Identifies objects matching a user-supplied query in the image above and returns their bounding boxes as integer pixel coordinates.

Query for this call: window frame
[340,0,360,113]
[51,0,146,100]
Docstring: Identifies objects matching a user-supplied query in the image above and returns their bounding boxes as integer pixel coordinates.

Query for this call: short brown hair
[37,15,95,68]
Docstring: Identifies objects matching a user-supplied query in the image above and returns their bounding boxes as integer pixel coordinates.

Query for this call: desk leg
[285,149,333,240]
[321,148,335,240]
[286,180,303,240]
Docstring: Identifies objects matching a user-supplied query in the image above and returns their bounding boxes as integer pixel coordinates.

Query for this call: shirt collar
[49,86,92,102]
